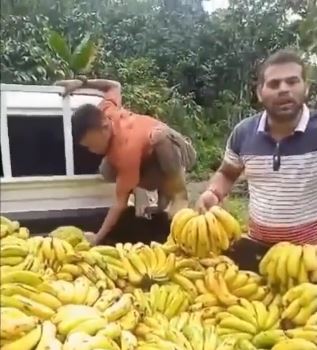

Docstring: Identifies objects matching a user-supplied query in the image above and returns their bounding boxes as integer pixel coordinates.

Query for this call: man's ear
[256,85,263,103]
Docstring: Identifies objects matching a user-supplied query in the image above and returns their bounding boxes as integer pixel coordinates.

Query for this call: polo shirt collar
[257,104,310,133]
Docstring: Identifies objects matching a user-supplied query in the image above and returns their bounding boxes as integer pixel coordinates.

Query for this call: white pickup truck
[0,84,168,242]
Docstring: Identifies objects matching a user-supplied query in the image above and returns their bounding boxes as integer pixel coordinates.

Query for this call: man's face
[80,126,112,155]
[257,63,308,122]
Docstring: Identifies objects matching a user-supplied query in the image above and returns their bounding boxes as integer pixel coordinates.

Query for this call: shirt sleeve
[223,125,244,168]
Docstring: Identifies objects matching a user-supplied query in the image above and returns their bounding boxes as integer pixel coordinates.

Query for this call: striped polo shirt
[225,105,317,245]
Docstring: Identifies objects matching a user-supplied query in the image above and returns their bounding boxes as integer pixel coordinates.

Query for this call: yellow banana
[35,320,62,350]
[72,276,91,304]
[104,294,133,322]
[303,244,317,272]
[210,206,241,240]
[195,215,211,258]
[1,270,43,286]
[1,324,42,350]
[170,208,197,243]
[69,317,108,335]
[171,272,198,299]
[121,330,138,350]
[219,316,257,334]
[127,251,148,275]
[271,338,317,350]
[253,329,287,348]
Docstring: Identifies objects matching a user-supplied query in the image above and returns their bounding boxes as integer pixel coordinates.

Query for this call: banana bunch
[216,299,281,343]
[260,242,317,291]
[282,283,317,327]
[170,206,241,258]
[137,313,225,350]
[38,276,101,306]
[0,216,29,240]
[30,237,75,269]
[134,284,190,320]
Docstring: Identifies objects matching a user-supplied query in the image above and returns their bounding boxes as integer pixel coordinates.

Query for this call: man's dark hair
[258,49,306,85]
[72,104,103,142]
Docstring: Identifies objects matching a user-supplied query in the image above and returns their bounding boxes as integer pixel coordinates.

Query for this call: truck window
[8,115,66,176]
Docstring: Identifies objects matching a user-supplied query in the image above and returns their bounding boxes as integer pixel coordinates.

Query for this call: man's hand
[54,79,84,97]
[84,232,96,245]
[196,190,219,213]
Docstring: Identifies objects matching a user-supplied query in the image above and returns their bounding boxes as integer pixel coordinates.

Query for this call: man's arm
[197,126,244,211]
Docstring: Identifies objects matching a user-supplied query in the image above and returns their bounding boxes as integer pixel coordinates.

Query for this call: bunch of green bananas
[259,242,317,291]
[170,206,241,258]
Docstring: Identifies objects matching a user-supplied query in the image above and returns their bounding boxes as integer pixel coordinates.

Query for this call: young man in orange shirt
[56,78,196,245]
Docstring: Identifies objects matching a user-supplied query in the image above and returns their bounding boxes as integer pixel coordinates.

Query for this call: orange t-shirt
[98,90,162,200]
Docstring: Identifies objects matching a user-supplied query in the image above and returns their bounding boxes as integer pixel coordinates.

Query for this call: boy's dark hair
[72,104,103,142]
[258,49,306,85]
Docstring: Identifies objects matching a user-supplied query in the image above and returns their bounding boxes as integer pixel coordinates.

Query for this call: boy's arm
[95,150,142,244]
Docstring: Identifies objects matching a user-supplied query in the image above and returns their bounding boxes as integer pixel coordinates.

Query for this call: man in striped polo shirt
[197,50,317,245]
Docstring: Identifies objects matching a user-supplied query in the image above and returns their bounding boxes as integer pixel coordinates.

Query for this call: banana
[233,283,259,298]
[227,304,257,326]
[166,328,194,350]
[1,309,38,340]
[1,283,62,309]
[170,208,197,243]
[11,294,55,319]
[195,293,219,307]
[253,329,288,348]
[286,327,317,344]
[204,211,223,253]
[264,304,281,330]
[128,251,148,275]
[56,313,100,336]
[0,256,25,266]
[52,304,100,325]
[271,338,317,350]
[307,313,317,325]
[51,280,75,304]
[72,276,90,304]
[1,270,44,286]
[152,243,168,274]
[84,285,100,306]
[69,317,108,335]
[59,263,82,277]
[139,245,157,274]
[206,271,238,306]
[252,300,268,331]
[77,262,98,283]
[91,245,120,258]
[119,309,140,330]
[1,244,29,257]
[171,272,198,299]
[35,320,62,350]
[230,272,250,290]
[219,316,257,335]
[210,205,241,240]
[303,244,317,272]
[1,324,42,350]
[195,215,211,258]
[97,322,122,339]
[121,330,138,350]
[183,216,199,256]
[94,288,123,312]
[104,294,133,322]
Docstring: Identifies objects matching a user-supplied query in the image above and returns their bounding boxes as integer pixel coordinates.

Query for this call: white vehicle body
[0,84,116,216]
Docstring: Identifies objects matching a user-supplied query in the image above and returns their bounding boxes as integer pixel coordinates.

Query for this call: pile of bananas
[0,216,30,239]
[1,215,317,350]
[170,206,241,257]
[259,242,317,291]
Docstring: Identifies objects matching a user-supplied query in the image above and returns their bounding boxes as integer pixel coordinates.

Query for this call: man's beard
[265,102,303,123]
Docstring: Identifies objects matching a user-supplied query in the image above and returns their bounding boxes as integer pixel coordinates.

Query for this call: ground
[188,181,249,231]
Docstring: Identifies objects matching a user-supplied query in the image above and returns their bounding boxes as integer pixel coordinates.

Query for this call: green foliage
[0,0,315,177]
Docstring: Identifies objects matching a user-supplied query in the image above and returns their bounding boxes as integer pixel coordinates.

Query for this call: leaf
[48,31,71,63]
[70,34,97,73]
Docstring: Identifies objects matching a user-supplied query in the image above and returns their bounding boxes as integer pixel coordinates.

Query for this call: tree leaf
[70,34,97,73]
[48,31,71,63]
